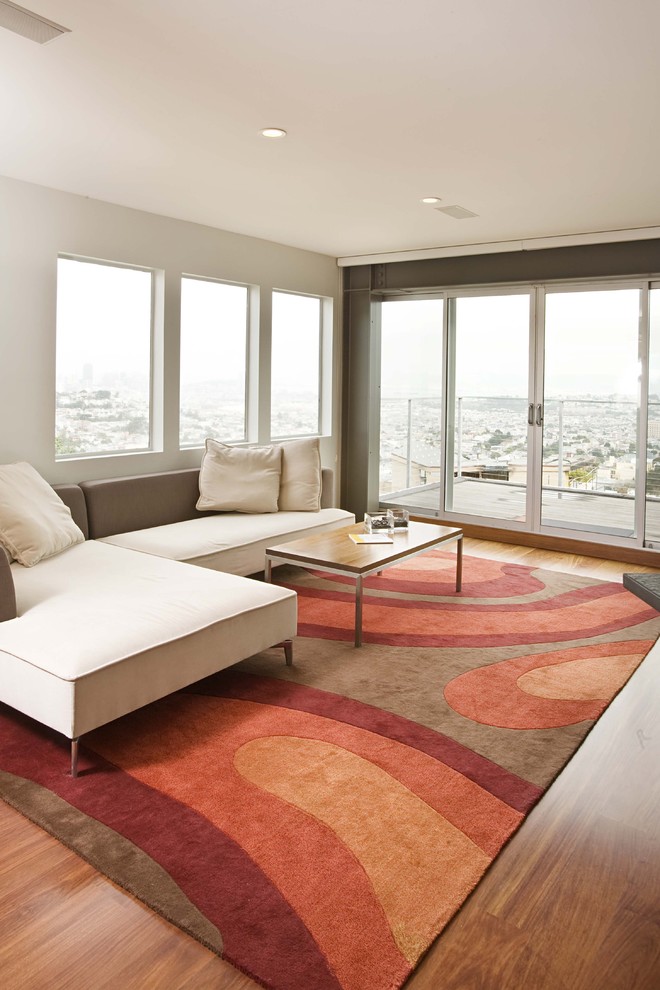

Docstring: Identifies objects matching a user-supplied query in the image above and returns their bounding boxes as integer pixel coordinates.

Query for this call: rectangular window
[179,276,249,447]
[55,256,153,458]
[271,290,322,438]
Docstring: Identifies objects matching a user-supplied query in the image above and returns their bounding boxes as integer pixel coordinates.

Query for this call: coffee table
[265,520,463,647]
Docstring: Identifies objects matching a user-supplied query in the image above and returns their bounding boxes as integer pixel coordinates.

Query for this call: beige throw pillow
[197,439,283,513]
[0,462,85,566]
[279,437,322,511]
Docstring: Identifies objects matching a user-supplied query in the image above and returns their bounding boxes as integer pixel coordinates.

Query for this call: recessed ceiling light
[260,128,287,139]
[421,197,441,204]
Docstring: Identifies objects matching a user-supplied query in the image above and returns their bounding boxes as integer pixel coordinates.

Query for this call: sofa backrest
[0,550,16,621]
[0,466,336,617]
[80,469,206,539]
[80,466,336,540]
[1,485,86,621]
[52,483,89,539]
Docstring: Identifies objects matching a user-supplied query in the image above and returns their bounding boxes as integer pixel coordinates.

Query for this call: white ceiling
[2,0,660,261]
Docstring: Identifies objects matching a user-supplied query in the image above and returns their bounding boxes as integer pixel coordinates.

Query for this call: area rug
[1,551,660,990]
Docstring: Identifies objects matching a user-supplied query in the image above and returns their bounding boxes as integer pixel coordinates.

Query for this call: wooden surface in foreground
[1,539,659,989]
[266,519,462,573]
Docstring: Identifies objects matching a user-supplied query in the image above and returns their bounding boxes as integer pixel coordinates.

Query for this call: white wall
[0,174,341,487]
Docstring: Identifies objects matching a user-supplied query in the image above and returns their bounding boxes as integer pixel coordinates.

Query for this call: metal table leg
[355,574,363,647]
[456,535,463,592]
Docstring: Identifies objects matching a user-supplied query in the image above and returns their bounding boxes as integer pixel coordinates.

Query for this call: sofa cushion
[197,439,282,513]
[0,462,85,566]
[279,438,322,512]
[99,507,355,576]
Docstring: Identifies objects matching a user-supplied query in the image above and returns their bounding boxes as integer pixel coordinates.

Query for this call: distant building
[508,460,570,487]
[390,443,441,490]
[390,447,570,493]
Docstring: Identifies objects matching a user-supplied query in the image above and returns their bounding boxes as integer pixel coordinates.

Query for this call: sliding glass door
[539,287,642,538]
[445,292,531,522]
[646,286,660,545]
[376,278,659,550]
[378,298,444,512]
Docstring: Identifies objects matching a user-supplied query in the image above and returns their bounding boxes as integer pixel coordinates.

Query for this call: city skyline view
[55,259,326,456]
[54,267,660,543]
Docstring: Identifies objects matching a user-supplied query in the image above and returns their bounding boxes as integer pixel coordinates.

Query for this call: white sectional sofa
[2,542,297,768]
[81,467,352,576]
[0,454,354,776]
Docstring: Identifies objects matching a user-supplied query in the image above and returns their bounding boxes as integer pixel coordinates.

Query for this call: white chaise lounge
[1,540,296,775]
[0,448,354,776]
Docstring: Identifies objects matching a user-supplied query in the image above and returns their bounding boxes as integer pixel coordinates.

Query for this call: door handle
[535,403,543,426]
[528,403,534,425]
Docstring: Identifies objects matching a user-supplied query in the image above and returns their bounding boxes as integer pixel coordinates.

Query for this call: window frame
[55,254,158,461]
[178,273,251,449]
[374,274,660,550]
[270,288,328,440]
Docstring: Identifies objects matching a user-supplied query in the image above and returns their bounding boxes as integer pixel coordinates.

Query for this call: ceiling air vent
[0,1,70,43]
[435,205,478,220]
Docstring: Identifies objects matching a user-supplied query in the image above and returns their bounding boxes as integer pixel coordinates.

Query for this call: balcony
[379,395,660,544]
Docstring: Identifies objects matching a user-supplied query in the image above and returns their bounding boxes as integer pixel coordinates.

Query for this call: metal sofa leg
[70,737,79,778]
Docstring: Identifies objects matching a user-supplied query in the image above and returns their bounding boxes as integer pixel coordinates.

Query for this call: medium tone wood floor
[1,539,659,989]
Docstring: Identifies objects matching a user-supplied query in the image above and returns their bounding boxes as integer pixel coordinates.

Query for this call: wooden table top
[265,520,462,575]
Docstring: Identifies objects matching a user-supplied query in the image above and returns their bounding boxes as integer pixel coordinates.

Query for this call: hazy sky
[180,277,247,385]
[56,259,651,402]
[381,288,643,399]
[380,298,444,397]
[56,258,152,380]
[56,259,322,388]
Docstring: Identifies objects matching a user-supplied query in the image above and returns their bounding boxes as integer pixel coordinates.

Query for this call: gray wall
[0,175,341,487]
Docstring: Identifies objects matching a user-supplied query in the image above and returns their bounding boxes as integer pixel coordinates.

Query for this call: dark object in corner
[623,572,660,612]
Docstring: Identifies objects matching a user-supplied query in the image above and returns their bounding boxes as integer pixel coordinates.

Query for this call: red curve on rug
[0,671,540,990]
[0,704,341,990]
[291,581,657,647]
[310,556,544,599]
[196,670,541,814]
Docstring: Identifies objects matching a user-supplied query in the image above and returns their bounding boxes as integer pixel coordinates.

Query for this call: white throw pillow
[0,462,85,566]
[196,439,283,513]
[279,437,322,511]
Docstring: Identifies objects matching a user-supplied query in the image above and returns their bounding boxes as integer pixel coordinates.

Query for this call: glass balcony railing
[379,395,660,542]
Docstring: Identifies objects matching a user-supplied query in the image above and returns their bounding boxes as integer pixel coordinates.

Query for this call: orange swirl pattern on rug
[443,640,653,728]
[4,551,660,990]
[312,552,545,599]
[295,579,655,647]
[88,693,522,990]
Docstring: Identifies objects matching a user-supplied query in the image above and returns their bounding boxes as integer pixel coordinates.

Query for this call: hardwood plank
[407,574,660,989]
[432,519,660,567]
[0,803,255,990]
[1,538,659,989]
